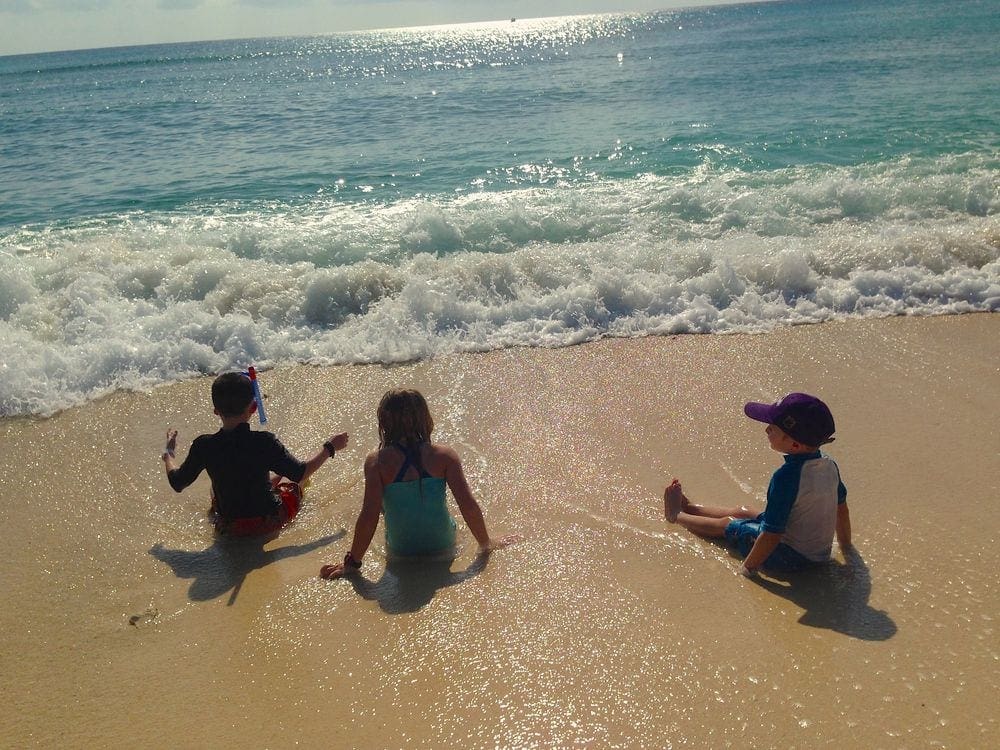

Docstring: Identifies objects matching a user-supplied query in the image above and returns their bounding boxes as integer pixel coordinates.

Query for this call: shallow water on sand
[1,315,997,747]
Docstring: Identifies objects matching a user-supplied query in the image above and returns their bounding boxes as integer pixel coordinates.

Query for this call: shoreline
[3,309,996,425]
[1,312,997,748]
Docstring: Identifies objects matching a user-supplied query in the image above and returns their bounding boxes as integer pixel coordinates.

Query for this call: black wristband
[344,552,362,569]
[323,440,336,458]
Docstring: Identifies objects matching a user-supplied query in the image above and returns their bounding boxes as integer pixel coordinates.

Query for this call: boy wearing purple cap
[664,393,851,577]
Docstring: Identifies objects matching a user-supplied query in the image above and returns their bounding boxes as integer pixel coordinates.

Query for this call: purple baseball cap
[744,392,836,446]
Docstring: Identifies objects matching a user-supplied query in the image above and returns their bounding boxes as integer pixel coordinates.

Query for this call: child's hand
[320,552,362,579]
[328,432,349,452]
[319,562,346,579]
[163,429,178,459]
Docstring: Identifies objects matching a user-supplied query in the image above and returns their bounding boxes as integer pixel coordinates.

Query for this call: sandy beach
[1,312,998,748]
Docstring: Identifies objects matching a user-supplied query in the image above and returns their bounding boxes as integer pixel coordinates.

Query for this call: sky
[0,0,742,57]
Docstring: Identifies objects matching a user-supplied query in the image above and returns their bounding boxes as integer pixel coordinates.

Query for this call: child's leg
[683,500,757,519]
[675,512,732,538]
[664,479,756,523]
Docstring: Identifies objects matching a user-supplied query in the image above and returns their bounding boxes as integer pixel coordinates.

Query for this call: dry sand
[1,313,997,748]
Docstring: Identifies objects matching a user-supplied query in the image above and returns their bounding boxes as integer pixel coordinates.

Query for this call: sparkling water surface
[0,0,997,415]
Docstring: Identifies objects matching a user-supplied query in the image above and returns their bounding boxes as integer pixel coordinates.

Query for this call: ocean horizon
[1,0,997,417]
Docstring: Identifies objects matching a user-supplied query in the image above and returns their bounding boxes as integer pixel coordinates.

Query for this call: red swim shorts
[216,482,302,537]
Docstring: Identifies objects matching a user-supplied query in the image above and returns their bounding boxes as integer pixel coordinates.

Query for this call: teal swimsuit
[382,444,457,557]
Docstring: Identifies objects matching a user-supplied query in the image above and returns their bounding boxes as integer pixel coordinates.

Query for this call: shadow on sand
[151,530,345,605]
[341,551,490,614]
[742,546,897,640]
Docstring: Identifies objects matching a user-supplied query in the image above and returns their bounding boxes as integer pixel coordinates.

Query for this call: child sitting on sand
[320,388,519,578]
[162,371,349,536]
[665,392,851,576]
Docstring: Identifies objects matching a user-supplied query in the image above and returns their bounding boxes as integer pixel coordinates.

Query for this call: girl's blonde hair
[377,389,434,449]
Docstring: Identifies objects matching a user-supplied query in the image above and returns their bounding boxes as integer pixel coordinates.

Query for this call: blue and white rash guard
[760,451,847,562]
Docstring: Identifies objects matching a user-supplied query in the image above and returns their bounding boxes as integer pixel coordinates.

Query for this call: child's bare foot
[664,479,684,523]
[681,490,693,510]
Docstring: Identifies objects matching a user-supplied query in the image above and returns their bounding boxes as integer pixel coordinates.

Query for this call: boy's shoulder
[194,426,280,444]
[240,427,283,444]
[190,430,218,446]
[773,451,843,487]
[771,451,829,476]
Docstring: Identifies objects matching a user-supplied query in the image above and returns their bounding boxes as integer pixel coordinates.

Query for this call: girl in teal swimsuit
[320,389,519,578]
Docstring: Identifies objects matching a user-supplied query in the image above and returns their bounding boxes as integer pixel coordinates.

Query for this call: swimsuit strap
[391,443,431,483]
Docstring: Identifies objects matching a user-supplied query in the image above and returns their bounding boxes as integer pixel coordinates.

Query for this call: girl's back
[378,442,456,557]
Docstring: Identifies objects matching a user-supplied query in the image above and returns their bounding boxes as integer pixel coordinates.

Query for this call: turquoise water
[1,0,998,415]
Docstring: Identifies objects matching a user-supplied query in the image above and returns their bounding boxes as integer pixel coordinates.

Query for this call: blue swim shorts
[724,515,813,572]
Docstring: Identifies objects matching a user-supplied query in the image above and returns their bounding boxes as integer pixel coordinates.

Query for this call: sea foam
[1,156,997,417]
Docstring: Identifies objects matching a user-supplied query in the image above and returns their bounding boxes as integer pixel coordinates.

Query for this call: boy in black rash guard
[162,372,349,535]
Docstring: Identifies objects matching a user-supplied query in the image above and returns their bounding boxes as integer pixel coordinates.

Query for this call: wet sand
[1,313,997,748]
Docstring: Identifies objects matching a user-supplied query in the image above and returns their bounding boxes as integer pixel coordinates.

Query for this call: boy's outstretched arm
[741,531,782,576]
[836,503,852,549]
[299,432,349,483]
[162,429,179,475]
[162,429,207,492]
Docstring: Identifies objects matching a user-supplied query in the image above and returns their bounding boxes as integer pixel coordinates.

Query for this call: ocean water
[0,0,997,416]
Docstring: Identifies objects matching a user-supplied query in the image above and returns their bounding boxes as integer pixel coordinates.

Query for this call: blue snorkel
[245,366,268,425]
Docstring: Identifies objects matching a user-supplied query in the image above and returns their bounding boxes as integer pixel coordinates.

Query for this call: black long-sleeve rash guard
[168,422,306,520]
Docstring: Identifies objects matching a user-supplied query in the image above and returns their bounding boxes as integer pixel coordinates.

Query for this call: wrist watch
[323,440,336,457]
